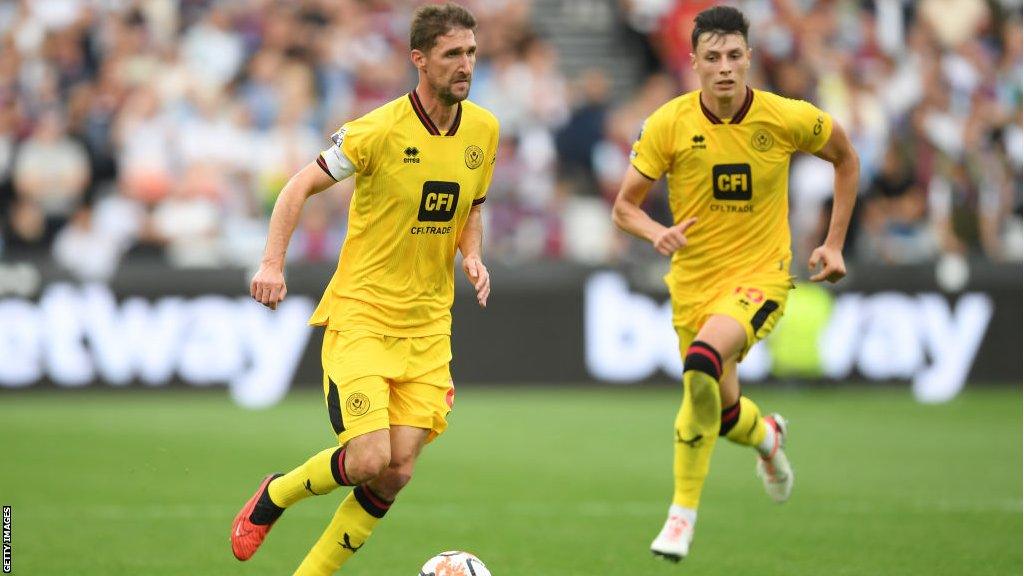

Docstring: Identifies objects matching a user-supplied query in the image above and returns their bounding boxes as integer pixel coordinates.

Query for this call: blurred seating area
[0,0,1019,280]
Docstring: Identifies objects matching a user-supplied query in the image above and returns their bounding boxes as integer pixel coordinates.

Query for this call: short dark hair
[410,3,477,53]
[691,5,749,51]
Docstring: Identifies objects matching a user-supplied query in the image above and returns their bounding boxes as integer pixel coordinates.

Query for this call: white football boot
[650,508,695,562]
[756,413,794,503]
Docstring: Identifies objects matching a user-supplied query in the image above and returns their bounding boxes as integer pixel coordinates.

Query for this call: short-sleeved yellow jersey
[310,91,499,337]
[630,87,832,311]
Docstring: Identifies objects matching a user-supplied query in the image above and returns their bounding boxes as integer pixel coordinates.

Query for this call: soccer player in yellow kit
[612,6,859,562]
[229,4,498,574]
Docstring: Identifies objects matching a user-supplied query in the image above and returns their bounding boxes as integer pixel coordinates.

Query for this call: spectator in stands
[556,68,612,195]
[2,197,49,258]
[52,204,121,280]
[858,143,936,263]
[12,109,90,229]
[0,0,1018,271]
[114,86,174,205]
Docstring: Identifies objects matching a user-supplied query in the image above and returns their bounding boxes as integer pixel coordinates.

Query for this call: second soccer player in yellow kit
[612,5,859,562]
[230,4,498,574]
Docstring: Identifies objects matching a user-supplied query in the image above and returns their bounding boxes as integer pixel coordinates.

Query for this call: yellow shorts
[321,329,454,445]
[672,275,793,360]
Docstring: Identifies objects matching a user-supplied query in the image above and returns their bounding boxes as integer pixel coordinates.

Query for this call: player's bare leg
[366,425,429,500]
[230,429,390,562]
[294,426,429,575]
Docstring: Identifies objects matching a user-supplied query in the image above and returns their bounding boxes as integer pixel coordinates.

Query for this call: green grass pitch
[2,385,1020,575]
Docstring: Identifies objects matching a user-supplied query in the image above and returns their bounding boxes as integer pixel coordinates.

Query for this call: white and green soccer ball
[419,550,491,576]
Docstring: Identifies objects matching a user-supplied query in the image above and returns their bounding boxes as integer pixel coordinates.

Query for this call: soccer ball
[418,550,491,576]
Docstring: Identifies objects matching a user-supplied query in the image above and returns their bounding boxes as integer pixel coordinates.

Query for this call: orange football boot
[230,473,282,561]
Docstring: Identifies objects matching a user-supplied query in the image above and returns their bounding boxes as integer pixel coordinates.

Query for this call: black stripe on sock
[684,340,722,380]
[330,447,353,486]
[719,400,741,436]
[249,473,285,525]
[750,300,780,334]
[327,378,344,435]
[353,485,392,519]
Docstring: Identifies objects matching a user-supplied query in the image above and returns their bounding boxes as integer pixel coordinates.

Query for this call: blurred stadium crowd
[0,0,1019,280]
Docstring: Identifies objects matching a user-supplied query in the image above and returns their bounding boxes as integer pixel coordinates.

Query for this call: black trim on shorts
[327,377,345,435]
[750,300,780,334]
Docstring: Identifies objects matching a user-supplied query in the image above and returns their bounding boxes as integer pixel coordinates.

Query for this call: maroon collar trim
[408,90,462,136]
[446,101,462,136]
[699,86,754,125]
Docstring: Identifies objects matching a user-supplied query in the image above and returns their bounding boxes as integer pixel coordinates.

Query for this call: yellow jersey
[310,91,499,336]
[630,87,832,301]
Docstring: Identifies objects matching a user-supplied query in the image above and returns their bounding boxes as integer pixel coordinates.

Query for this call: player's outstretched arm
[251,161,337,310]
[612,165,697,256]
[459,204,489,308]
[809,120,860,283]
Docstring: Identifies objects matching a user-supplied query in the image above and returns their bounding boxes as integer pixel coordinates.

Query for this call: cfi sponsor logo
[418,181,460,222]
[712,163,752,200]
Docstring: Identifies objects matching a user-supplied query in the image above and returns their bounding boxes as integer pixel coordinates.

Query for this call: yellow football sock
[294,485,391,575]
[268,446,348,509]
[672,369,722,509]
[722,396,768,448]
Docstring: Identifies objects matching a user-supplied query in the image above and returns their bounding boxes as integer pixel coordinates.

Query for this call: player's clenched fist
[652,217,698,256]
[250,264,287,310]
